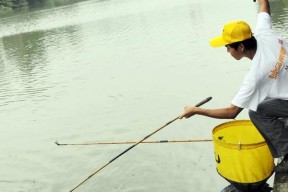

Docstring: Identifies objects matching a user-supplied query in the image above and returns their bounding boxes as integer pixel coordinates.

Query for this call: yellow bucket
[212,120,274,184]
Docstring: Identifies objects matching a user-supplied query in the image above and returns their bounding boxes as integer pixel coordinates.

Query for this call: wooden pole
[55,139,212,146]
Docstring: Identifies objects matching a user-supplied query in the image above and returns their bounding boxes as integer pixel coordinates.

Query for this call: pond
[1,0,288,191]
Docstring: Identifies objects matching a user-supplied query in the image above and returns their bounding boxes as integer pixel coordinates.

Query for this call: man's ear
[238,43,245,52]
[237,43,245,52]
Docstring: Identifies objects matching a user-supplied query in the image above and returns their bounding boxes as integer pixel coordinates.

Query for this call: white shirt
[231,12,288,111]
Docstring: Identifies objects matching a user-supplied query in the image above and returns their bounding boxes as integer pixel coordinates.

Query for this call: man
[179,0,288,173]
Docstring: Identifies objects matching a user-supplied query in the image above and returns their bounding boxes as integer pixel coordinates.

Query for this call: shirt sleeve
[231,56,273,111]
[231,66,260,111]
[254,12,272,36]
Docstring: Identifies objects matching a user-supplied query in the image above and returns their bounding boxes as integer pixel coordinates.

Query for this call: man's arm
[179,104,243,119]
[258,0,270,15]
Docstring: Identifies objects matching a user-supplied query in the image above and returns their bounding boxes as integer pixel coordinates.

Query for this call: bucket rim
[212,120,266,150]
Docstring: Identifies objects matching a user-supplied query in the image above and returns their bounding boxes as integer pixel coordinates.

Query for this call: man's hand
[179,106,199,119]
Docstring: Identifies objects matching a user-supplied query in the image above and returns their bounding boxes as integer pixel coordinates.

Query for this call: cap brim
[209,35,228,48]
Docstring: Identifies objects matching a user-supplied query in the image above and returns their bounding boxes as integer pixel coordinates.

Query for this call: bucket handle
[238,140,242,151]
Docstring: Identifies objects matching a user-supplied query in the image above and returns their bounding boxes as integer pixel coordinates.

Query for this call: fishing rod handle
[195,97,212,107]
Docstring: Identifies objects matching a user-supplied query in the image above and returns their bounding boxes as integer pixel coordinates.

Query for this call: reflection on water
[270,0,288,35]
[0,32,48,103]
[0,25,82,108]
[0,0,288,191]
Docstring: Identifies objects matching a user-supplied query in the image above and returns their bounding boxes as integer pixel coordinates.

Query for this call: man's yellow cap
[209,21,252,47]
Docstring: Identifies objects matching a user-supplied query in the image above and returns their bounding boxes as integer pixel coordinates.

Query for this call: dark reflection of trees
[27,0,107,8]
[0,32,48,107]
[0,24,82,107]
[2,24,82,75]
[2,31,47,74]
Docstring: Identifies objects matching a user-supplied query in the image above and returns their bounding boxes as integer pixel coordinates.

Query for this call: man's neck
[245,48,257,60]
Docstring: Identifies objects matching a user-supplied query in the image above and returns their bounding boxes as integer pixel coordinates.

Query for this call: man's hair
[228,36,257,51]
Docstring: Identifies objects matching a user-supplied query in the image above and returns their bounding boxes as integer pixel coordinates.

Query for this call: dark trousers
[249,99,288,158]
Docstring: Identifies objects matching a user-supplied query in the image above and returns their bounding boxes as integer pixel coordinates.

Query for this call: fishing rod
[55,139,212,146]
[69,96,212,192]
